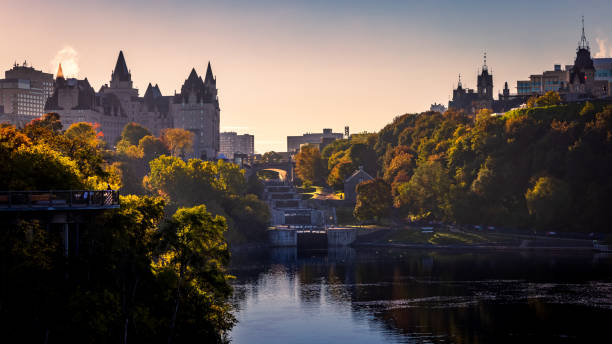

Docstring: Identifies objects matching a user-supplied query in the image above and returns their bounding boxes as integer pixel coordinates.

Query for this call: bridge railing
[0,190,120,211]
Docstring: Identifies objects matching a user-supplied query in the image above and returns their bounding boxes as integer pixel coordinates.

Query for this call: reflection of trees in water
[230,248,612,342]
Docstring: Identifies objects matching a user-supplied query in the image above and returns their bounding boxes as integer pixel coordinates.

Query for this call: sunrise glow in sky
[2,0,611,152]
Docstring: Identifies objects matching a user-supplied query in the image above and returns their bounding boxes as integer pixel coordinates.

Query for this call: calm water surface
[229,247,612,343]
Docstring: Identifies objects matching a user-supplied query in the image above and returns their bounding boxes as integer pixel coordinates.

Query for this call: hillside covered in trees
[296,95,612,232]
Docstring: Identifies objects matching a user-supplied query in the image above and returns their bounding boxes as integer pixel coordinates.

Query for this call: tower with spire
[477,52,494,100]
[110,50,133,89]
[568,16,608,97]
[171,62,221,159]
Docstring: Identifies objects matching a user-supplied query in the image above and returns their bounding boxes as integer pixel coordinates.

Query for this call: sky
[1,0,612,153]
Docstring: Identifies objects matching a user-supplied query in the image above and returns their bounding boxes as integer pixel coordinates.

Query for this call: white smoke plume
[594,38,612,58]
[50,46,79,77]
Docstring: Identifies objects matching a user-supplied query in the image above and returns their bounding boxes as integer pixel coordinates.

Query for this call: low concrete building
[343,166,374,203]
[287,128,343,153]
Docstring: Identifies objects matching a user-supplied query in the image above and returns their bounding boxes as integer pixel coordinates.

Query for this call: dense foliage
[310,97,612,231]
[0,115,268,343]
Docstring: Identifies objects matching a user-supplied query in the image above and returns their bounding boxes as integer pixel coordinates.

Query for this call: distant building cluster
[219,132,254,159]
[429,103,447,113]
[43,51,221,159]
[287,128,344,153]
[0,51,223,159]
[446,20,611,115]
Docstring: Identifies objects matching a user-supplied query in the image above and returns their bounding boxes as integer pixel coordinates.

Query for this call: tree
[65,122,103,147]
[396,160,452,220]
[63,122,108,182]
[0,126,85,190]
[525,176,571,229]
[294,145,326,186]
[536,91,562,107]
[155,205,234,344]
[121,122,152,146]
[224,194,270,243]
[261,151,282,163]
[216,159,246,195]
[327,160,355,189]
[161,128,194,158]
[139,135,169,162]
[353,179,392,222]
[25,112,63,133]
[346,143,378,176]
[580,101,596,117]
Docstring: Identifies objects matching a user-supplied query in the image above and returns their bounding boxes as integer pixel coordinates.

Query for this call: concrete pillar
[75,223,80,256]
[63,223,69,257]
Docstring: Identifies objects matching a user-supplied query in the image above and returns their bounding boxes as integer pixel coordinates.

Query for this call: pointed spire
[579,16,589,50]
[482,51,488,71]
[112,50,131,82]
[56,63,64,79]
[204,61,215,84]
[187,67,198,81]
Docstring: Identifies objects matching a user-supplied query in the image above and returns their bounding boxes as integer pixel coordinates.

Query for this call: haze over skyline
[2,0,611,152]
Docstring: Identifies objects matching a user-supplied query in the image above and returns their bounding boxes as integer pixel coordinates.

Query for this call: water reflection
[229,248,612,343]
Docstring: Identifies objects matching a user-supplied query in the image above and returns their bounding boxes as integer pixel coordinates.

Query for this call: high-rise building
[0,62,54,118]
[287,128,343,152]
[219,132,254,159]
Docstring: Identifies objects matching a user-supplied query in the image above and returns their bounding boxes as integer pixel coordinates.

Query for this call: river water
[229,247,612,343]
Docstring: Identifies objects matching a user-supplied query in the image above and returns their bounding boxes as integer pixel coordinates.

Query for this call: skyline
[2,0,612,152]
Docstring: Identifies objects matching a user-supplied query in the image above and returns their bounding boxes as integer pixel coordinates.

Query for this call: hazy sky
[2,0,611,152]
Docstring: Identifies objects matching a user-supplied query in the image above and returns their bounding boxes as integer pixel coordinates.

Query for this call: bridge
[0,190,120,256]
[244,161,295,182]
[0,190,120,211]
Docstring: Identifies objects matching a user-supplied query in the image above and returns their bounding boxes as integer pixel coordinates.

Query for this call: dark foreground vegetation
[296,94,612,233]
[0,115,268,343]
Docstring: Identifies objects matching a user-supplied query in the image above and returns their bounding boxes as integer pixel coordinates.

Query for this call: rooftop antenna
[579,15,589,50]
[458,73,462,88]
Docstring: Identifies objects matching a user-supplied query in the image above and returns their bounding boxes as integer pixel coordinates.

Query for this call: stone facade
[171,64,220,159]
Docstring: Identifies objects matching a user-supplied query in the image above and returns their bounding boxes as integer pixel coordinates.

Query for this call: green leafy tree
[353,179,392,222]
[155,205,234,343]
[294,145,326,186]
[261,151,282,163]
[347,143,378,176]
[396,160,452,220]
[580,101,596,117]
[139,135,169,162]
[121,122,152,145]
[525,176,571,229]
[327,160,355,189]
[536,91,562,107]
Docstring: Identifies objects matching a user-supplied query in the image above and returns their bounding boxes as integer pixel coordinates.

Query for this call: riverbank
[351,227,602,251]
